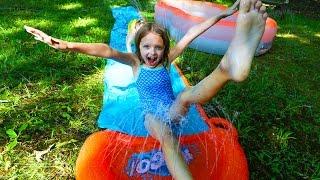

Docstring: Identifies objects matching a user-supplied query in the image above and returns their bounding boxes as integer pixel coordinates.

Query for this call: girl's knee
[170,93,191,120]
[144,115,173,143]
[178,88,193,105]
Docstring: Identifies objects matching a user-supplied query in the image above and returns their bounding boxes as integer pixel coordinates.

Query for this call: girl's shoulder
[110,50,140,69]
[129,53,140,67]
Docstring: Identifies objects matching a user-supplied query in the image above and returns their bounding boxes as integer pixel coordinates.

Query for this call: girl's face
[139,32,165,68]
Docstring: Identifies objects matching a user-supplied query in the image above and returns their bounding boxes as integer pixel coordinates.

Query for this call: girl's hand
[24,25,68,50]
[220,0,240,18]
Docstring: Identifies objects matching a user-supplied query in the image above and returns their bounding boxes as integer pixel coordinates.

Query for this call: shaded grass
[0,0,319,179]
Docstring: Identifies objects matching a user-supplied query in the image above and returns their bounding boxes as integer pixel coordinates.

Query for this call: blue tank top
[136,65,175,118]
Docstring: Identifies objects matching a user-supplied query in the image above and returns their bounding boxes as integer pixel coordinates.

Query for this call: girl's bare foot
[220,0,268,82]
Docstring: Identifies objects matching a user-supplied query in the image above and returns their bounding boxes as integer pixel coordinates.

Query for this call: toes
[239,0,252,13]
[259,5,267,14]
[263,12,268,20]
[250,0,258,11]
[239,0,266,14]
[255,0,262,10]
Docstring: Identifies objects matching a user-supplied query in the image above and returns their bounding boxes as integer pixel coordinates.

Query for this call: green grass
[0,0,319,179]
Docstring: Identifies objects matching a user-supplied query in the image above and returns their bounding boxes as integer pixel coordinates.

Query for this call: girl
[25,0,267,179]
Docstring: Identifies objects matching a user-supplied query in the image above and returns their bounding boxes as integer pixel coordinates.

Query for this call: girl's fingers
[24,25,33,33]
[33,33,53,46]
[25,26,40,36]
[24,25,48,39]
[24,25,65,50]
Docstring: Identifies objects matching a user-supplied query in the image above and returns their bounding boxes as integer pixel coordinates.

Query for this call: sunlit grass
[15,19,53,29]
[71,17,98,28]
[58,2,83,10]
[212,0,235,6]
[86,27,109,37]
[277,33,298,39]
[1,140,78,179]
[277,32,311,44]
[0,27,21,36]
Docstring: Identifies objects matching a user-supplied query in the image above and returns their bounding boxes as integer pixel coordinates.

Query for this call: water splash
[130,0,145,21]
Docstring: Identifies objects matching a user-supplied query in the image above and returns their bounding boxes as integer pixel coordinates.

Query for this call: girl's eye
[155,46,163,50]
[143,45,150,49]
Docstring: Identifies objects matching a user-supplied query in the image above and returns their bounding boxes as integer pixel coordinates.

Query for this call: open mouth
[146,56,158,67]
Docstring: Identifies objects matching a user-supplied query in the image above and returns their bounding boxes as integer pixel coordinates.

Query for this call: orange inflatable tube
[75,63,249,179]
[76,117,248,179]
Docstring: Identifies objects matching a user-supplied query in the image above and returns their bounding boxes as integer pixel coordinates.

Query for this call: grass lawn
[0,0,319,179]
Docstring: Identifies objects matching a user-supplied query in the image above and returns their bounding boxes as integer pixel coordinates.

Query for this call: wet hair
[134,22,170,67]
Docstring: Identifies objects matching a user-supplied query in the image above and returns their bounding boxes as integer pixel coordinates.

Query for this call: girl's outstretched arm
[168,0,240,62]
[24,25,137,66]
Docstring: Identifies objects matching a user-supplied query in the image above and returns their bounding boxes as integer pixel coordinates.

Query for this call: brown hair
[134,23,170,67]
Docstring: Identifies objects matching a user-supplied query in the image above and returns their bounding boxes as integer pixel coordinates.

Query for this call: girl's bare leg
[144,0,268,178]
[144,114,193,180]
[170,0,268,117]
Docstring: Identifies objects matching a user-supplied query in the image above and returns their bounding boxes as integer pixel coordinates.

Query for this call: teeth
[147,57,156,61]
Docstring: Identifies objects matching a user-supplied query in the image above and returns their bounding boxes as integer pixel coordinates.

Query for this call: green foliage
[5,129,18,150]
[5,124,28,151]
[0,0,319,179]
